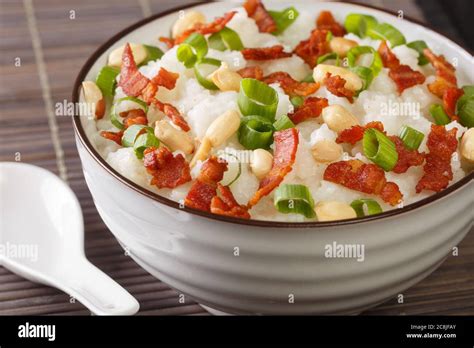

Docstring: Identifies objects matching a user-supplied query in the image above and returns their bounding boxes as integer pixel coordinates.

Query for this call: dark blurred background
[416,0,474,50]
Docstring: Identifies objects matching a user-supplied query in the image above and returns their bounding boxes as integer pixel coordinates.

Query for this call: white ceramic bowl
[73,1,474,314]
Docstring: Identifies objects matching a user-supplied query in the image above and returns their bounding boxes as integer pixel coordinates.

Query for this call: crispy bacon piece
[248,128,299,207]
[237,66,264,80]
[143,147,191,189]
[390,136,425,174]
[324,160,402,206]
[293,29,330,68]
[100,130,123,145]
[122,109,148,128]
[100,109,148,144]
[119,43,151,97]
[242,45,292,61]
[443,87,463,121]
[324,73,354,102]
[288,97,329,124]
[424,48,457,98]
[416,125,458,193]
[378,41,425,93]
[262,71,320,97]
[151,68,179,90]
[336,121,384,145]
[243,0,277,33]
[185,157,228,212]
[152,100,190,132]
[316,11,346,37]
[159,36,174,49]
[210,184,251,219]
[175,11,236,44]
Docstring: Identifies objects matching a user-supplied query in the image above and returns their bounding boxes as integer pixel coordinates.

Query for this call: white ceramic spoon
[0,162,139,315]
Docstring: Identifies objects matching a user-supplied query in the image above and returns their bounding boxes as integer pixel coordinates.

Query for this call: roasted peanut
[208,62,242,92]
[329,37,358,57]
[311,139,343,163]
[313,64,363,91]
[322,105,360,133]
[250,149,273,180]
[172,10,206,39]
[460,128,474,162]
[205,110,241,147]
[108,43,147,67]
[315,201,357,221]
[155,120,194,154]
[82,81,105,119]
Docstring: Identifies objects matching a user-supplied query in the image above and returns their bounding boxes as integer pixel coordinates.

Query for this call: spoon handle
[64,259,139,315]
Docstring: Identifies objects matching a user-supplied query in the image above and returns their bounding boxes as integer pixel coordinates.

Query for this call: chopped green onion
[429,104,451,125]
[274,184,316,218]
[140,45,164,65]
[268,7,300,35]
[121,124,159,159]
[347,46,383,90]
[238,78,279,121]
[238,115,274,150]
[121,124,147,147]
[367,22,406,48]
[363,128,398,171]
[273,114,295,131]
[350,199,383,217]
[220,153,242,186]
[134,131,160,159]
[344,13,378,38]
[398,125,424,150]
[406,40,429,65]
[176,33,208,68]
[290,96,304,107]
[209,27,244,51]
[110,96,148,130]
[456,85,474,128]
[317,52,340,65]
[301,73,315,83]
[194,57,221,90]
[96,66,120,97]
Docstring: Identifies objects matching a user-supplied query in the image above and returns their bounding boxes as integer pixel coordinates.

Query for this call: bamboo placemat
[0,0,472,316]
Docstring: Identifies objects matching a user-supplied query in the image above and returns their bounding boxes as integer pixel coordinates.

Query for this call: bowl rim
[72,0,473,228]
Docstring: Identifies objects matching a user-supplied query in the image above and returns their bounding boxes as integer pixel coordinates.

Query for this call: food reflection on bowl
[73,0,473,314]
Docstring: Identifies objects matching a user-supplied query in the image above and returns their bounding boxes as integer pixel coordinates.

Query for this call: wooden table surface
[0,0,472,316]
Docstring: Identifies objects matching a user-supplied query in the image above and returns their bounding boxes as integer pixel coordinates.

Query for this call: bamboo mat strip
[0,0,472,316]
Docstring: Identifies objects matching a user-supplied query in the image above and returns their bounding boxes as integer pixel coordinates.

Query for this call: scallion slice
[238,115,274,150]
[121,124,159,159]
[406,40,429,65]
[429,104,450,125]
[398,125,424,150]
[274,184,316,218]
[344,13,378,38]
[273,114,295,131]
[96,66,120,97]
[219,153,242,186]
[347,46,382,90]
[290,96,304,108]
[268,7,299,35]
[140,45,164,65]
[209,27,244,51]
[363,128,398,171]
[350,199,383,217]
[110,96,148,130]
[367,23,406,48]
[121,124,147,147]
[134,131,160,159]
[194,57,221,90]
[176,33,208,68]
[238,78,279,121]
[301,73,315,83]
[317,52,340,65]
[456,85,474,128]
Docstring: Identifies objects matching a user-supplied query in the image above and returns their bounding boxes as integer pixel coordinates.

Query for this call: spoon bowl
[0,162,139,315]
